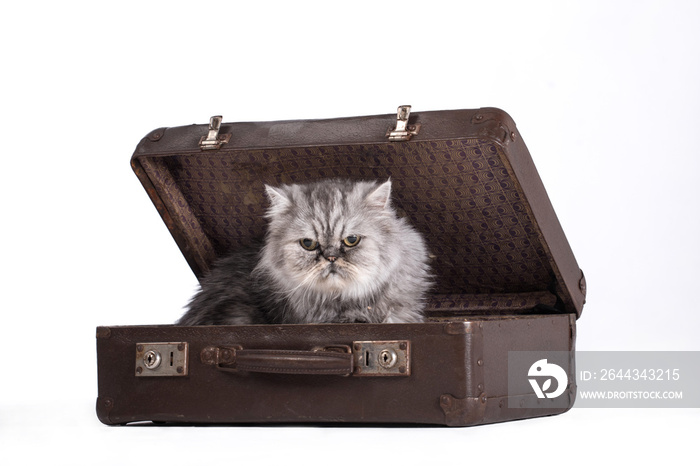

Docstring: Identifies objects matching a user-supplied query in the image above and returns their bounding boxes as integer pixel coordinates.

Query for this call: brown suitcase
[96,106,585,426]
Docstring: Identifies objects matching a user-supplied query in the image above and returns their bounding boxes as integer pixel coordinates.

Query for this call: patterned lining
[140,138,556,309]
[425,291,557,313]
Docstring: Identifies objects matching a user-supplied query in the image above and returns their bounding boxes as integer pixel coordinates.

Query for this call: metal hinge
[386,105,420,141]
[199,115,232,150]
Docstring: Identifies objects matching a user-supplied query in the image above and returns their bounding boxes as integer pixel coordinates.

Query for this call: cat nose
[322,247,340,262]
[321,244,341,262]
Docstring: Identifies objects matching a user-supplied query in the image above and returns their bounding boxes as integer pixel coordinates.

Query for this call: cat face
[260,179,395,298]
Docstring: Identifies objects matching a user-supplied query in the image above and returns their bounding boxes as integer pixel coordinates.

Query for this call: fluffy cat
[177,179,432,325]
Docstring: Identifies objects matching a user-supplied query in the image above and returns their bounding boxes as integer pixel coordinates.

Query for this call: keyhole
[143,350,162,370]
[377,349,397,369]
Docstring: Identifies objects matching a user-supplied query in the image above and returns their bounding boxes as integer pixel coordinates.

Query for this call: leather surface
[96,315,575,426]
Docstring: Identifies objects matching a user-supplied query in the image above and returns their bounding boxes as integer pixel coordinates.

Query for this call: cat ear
[264,185,292,214]
[365,179,392,210]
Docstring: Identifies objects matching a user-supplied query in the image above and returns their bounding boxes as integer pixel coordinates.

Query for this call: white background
[1,0,698,464]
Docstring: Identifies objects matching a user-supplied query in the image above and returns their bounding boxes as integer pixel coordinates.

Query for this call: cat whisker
[273,264,324,298]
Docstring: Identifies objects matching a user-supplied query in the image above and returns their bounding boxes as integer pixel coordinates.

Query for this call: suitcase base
[96,314,576,427]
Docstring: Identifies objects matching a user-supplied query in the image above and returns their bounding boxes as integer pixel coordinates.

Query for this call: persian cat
[177,179,432,325]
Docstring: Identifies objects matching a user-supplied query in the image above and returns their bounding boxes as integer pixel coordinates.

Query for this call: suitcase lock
[135,342,189,377]
[353,340,410,376]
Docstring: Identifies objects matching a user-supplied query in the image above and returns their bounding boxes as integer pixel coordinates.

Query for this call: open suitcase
[96,106,586,426]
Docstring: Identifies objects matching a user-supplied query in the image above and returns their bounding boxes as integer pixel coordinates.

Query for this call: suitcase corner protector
[96,397,116,425]
[96,327,112,339]
[439,393,487,427]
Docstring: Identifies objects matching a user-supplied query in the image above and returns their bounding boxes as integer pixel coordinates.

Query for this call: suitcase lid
[131,107,585,318]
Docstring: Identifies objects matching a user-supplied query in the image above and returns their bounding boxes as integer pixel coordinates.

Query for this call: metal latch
[199,115,232,150]
[386,105,420,141]
[135,342,189,377]
[352,340,410,376]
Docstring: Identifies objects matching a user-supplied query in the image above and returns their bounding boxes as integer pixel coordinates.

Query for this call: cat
[176,179,432,325]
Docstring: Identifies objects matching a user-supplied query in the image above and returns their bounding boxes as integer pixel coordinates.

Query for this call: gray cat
[177,179,432,325]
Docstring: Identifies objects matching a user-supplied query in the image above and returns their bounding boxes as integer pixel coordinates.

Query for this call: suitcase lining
[138,138,556,297]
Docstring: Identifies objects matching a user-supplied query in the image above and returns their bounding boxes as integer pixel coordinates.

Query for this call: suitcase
[96,106,586,426]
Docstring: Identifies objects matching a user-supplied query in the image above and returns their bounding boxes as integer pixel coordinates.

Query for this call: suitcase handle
[200,345,354,376]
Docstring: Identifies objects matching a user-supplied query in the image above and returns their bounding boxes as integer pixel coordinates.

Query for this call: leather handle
[200,345,354,376]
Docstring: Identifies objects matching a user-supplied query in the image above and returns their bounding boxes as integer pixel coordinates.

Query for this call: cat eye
[300,238,318,250]
[342,235,361,247]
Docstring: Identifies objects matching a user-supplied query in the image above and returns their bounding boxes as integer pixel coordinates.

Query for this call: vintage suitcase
[96,106,586,426]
